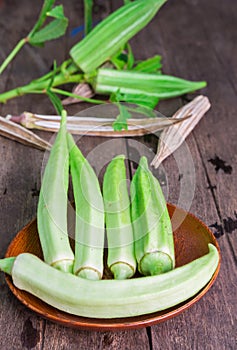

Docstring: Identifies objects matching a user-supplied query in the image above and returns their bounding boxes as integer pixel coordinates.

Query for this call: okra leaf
[134,55,162,73]
[110,46,128,70]
[126,43,135,70]
[119,93,159,109]
[110,55,127,70]
[29,0,56,37]
[110,89,158,109]
[29,5,68,45]
[113,103,132,131]
[47,5,66,19]
[47,90,63,115]
[110,44,135,70]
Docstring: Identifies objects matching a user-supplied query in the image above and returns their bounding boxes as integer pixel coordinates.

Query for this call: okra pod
[93,68,207,99]
[131,156,175,275]
[70,0,167,73]
[67,133,104,280]
[103,155,136,279]
[37,110,74,273]
[0,244,219,318]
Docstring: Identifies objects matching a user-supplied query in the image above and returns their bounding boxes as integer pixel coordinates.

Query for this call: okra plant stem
[0,38,27,75]
[0,71,83,103]
[84,0,93,35]
[51,88,106,105]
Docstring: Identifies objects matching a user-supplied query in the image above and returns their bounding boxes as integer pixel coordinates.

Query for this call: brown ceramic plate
[5,204,220,331]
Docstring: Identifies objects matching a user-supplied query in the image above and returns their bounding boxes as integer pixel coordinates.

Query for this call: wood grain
[0,0,236,349]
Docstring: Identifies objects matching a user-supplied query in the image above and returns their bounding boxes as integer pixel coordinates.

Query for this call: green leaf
[29,0,56,37]
[134,55,162,73]
[47,5,66,19]
[47,90,63,115]
[110,46,127,70]
[110,90,123,103]
[126,43,135,70]
[113,103,132,131]
[29,5,68,45]
[110,55,126,70]
[110,89,158,109]
[110,43,135,70]
[119,93,159,109]
[29,19,68,45]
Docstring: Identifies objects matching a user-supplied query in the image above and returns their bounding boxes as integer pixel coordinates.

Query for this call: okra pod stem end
[0,257,15,275]
[110,262,135,280]
[139,251,173,276]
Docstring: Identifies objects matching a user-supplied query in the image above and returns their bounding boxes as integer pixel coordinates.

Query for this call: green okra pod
[0,244,219,318]
[67,133,104,280]
[93,68,206,99]
[131,156,175,275]
[37,110,74,273]
[70,0,167,73]
[103,155,136,279]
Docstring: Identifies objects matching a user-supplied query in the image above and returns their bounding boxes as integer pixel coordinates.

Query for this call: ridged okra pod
[70,0,167,73]
[37,111,74,273]
[103,155,136,279]
[67,133,104,280]
[131,156,175,275]
[0,244,219,318]
[94,68,206,99]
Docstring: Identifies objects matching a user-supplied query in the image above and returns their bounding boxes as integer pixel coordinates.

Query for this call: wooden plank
[133,0,236,348]
[153,0,237,252]
[0,0,236,349]
[186,0,237,255]
[150,135,236,350]
[0,1,57,348]
[42,325,149,350]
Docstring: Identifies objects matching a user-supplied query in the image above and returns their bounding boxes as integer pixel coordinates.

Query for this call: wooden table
[0,1,236,349]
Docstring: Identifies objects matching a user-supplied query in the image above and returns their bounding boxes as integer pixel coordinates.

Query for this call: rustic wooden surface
[0,0,236,349]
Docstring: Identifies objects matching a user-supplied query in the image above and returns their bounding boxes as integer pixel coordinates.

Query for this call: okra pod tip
[0,257,15,275]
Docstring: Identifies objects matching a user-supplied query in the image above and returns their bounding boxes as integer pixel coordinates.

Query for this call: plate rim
[5,203,221,331]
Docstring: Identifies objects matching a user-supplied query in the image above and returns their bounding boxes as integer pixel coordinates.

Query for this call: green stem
[84,0,93,35]
[0,257,15,275]
[0,72,83,103]
[0,38,27,75]
[51,87,106,104]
